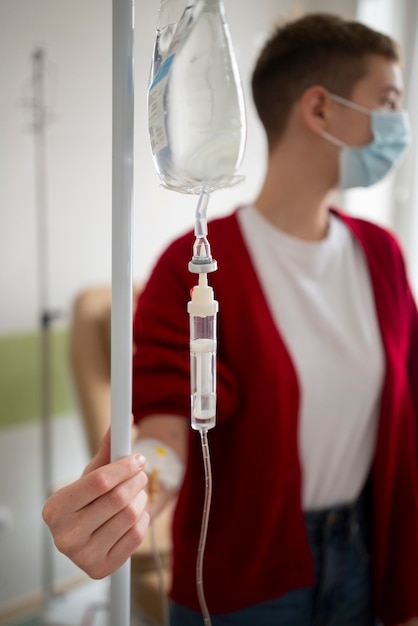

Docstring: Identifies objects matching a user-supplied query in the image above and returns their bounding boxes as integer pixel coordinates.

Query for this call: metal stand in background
[110,1,136,626]
[30,47,60,619]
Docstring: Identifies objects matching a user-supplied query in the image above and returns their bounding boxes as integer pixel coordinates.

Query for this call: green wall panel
[0,329,75,429]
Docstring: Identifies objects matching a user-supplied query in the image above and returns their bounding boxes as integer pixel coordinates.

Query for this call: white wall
[0,0,284,335]
[0,0,363,336]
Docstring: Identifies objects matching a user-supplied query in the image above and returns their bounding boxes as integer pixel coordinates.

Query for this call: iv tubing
[197,429,213,626]
[189,190,217,273]
[110,1,135,626]
[195,189,210,238]
[150,520,170,626]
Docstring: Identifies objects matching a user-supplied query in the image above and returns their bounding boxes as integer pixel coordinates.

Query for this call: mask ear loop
[322,93,372,148]
[328,92,372,115]
[321,130,347,149]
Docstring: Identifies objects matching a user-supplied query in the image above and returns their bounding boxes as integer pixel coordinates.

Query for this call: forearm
[132,414,188,519]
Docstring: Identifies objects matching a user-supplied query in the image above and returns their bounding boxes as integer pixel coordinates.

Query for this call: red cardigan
[132,209,418,625]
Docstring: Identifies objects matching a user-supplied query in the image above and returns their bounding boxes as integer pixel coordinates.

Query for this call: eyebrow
[381,85,403,97]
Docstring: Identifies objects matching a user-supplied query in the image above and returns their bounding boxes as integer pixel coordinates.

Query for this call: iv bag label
[150,54,175,90]
[148,55,175,155]
[148,82,168,155]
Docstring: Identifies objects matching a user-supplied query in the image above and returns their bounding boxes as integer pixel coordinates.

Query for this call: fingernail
[135,454,146,467]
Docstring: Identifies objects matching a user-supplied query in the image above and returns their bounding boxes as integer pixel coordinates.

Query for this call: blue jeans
[170,487,376,626]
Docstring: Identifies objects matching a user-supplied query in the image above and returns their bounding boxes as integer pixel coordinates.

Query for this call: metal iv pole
[110,1,135,625]
[30,47,60,620]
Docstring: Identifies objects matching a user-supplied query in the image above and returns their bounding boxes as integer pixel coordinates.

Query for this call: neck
[254,136,337,241]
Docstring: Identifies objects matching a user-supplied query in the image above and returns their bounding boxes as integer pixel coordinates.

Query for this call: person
[42,12,418,626]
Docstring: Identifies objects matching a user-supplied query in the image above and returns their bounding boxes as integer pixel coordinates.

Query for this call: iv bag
[148,0,246,194]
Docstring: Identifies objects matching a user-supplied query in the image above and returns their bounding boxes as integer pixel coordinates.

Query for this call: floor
[6,579,159,626]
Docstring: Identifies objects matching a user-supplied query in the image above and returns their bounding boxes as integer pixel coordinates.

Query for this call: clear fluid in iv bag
[150,0,190,80]
[148,0,246,194]
[190,338,216,430]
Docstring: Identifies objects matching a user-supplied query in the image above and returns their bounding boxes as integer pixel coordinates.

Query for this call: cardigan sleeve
[383,240,418,626]
[341,215,418,624]
[406,281,418,453]
[396,238,418,448]
[132,233,239,425]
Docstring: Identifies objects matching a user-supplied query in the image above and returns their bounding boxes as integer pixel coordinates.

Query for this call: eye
[381,94,400,111]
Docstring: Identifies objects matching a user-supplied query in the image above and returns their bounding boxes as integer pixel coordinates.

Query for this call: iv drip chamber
[188,274,218,431]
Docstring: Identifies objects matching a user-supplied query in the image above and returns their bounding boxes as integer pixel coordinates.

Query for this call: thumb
[83,426,111,476]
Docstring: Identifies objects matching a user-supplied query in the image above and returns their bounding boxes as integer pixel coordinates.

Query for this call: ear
[299,85,331,135]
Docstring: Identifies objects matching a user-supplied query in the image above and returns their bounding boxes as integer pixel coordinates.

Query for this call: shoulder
[332,209,414,307]
[332,208,405,264]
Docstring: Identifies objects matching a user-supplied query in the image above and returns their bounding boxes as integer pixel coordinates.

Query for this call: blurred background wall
[0,0,417,620]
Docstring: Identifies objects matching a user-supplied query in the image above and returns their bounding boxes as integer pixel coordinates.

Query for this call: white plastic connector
[187,274,219,317]
[188,259,218,274]
[188,235,218,274]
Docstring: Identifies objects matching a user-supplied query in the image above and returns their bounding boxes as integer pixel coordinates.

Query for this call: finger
[76,494,150,579]
[103,509,151,576]
[93,489,148,551]
[56,454,146,513]
[83,427,111,476]
[76,469,149,536]
[77,454,147,510]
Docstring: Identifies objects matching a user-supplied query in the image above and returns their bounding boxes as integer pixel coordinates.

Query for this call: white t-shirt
[238,205,384,510]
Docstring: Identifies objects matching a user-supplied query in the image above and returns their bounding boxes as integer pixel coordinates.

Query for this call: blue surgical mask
[322,93,411,189]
